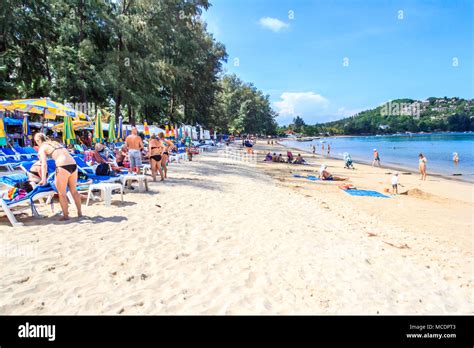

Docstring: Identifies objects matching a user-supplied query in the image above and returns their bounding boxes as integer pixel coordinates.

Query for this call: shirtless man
[125,127,144,173]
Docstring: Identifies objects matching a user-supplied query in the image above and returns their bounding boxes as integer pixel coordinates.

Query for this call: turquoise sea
[281,133,474,182]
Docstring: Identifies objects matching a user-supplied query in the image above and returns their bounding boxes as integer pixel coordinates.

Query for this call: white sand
[0,145,472,314]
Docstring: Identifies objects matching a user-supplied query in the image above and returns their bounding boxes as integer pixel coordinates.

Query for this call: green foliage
[0,0,276,134]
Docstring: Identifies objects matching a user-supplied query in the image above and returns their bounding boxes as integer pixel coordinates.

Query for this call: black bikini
[57,164,78,174]
[150,155,162,162]
[47,144,78,174]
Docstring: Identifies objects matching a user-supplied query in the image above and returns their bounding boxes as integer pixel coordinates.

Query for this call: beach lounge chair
[0,184,56,227]
[0,157,14,172]
[14,146,38,160]
[0,148,21,162]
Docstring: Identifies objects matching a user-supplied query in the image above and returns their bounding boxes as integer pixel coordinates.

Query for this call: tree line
[0,0,277,134]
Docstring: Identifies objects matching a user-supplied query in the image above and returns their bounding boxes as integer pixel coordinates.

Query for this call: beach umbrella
[62,116,76,145]
[169,124,175,141]
[0,117,7,146]
[117,116,124,141]
[108,116,117,143]
[0,100,13,112]
[93,110,104,143]
[51,120,91,132]
[165,124,170,139]
[8,98,88,120]
[178,125,183,140]
[22,114,32,143]
[143,119,150,138]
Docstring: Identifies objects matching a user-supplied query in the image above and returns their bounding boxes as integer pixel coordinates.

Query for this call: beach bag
[95,163,111,176]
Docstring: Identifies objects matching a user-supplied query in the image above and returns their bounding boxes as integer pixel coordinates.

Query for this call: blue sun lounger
[0,184,56,227]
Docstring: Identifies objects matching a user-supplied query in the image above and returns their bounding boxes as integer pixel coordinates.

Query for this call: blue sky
[202,0,474,125]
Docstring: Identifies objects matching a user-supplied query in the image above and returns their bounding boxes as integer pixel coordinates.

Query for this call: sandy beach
[0,143,472,314]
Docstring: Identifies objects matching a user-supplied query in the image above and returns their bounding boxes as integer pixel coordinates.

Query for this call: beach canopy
[0,117,7,146]
[93,110,104,143]
[108,116,117,142]
[7,98,89,120]
[62,115,76,145]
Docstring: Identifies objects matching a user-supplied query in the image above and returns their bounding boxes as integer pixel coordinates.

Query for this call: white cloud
[274,92,329,124]
[259,17,289,32]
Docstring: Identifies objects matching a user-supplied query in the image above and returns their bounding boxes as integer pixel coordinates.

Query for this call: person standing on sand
[158,132,176,179]
[419,153,427,181]
[391,172,399,194]
[125,127,144,174]
[148,134,165,181]
[34,133,82,221]
[372,149,381,167]
[321,143,325,156]
[327,144,331,157]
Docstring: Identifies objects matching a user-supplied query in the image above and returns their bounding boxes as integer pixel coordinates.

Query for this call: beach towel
[344,189,390,198]
[293,174,320,181]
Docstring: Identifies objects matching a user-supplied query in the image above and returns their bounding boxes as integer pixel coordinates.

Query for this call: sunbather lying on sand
[319,164,348,181]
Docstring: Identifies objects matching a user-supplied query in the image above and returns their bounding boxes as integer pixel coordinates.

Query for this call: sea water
[280,133,474,182]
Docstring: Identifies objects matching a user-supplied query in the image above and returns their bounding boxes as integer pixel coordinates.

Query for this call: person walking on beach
[327,144,331,157]
[125,127,144,174]
[321,143,325,156]
[311,144,316,156]
[418,153,427,180]
[391,172,399,194]
[372,149,380,167]
[34,132,82,221]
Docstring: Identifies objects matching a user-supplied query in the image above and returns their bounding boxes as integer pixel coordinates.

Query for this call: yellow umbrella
[52,120,91,132]
[8,98,89,120]
[0,117,7,146]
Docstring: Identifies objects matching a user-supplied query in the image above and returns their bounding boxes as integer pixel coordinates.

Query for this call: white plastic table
[120,174,149,193]
[86,183,123,207]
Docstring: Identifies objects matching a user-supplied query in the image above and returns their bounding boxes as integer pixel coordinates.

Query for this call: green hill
[280,97,474,136]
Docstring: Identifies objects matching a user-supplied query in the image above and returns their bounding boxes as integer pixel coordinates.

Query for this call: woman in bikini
[158,132,176,179]
[34,133,82,221]
[418,153,427,181]
[148,134,164,181]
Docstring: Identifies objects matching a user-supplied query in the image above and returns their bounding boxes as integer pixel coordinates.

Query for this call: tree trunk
[115,90,122,122]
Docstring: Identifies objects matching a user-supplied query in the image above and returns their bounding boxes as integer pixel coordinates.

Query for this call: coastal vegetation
[0,0,277,134]
[280,97,474,136]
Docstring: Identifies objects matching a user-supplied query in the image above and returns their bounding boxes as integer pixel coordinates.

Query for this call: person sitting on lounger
[293,154,305,164]
[264,152,273,161]
[319,164,348,181]
[278,154,284,162]
[92,143,122,173]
